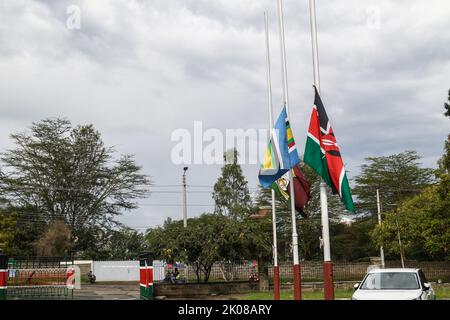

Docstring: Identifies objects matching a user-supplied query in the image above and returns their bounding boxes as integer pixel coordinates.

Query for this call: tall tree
[104,228,149,260]
[212,149,252,219]
[35,220,73,257]
[0,118,150,254]
[353,151,435,213]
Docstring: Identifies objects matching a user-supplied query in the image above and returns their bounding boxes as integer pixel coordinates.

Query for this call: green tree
[7,222,41,256]
[0,210,16,254]
[146,213,271,283]
[330,216,379,261]
[0,118,150,255]
[371,186,449,260]
[353,151,435,213]
[105,228,149,260]
[212,149,252,219]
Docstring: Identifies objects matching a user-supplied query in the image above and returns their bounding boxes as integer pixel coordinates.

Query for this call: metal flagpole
[276,0,302,300]
[264,11,280,301]
[308,0,334,300]
[376,189,385,268]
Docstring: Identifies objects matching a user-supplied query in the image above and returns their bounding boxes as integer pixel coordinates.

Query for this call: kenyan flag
[303,87,355,212]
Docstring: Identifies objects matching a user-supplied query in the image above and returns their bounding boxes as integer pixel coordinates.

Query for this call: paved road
[74,283,238,300]
[74,283,140,300]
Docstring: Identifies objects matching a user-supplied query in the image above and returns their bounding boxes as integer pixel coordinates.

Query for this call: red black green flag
[303,87,355,212]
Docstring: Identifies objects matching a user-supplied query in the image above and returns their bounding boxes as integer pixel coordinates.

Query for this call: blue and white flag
[258,106,300,188]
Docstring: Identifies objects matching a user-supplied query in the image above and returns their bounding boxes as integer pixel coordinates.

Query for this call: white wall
[93,261,139,282]
[91,260,166,282]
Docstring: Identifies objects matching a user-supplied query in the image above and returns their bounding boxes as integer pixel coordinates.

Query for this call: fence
[4,257,75,300]
[384,260,450,282]
[153,260,165,281]
[269,260,450,283]
[153,260,450,284]
[185,261,258,282]
[154,261,259,283]
[8,256,74,269]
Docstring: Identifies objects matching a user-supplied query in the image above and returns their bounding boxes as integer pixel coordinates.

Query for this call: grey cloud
[0,0,449,228]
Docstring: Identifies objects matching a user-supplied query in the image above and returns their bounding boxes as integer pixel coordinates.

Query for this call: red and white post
[66,267,75,290]
[277,0,302,300]
[139,254,154,300]
[309,0,334,300]
[320,181,334,300]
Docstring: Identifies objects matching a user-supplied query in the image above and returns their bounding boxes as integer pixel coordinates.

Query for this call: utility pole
[182,167,188,228]
[395,215,406,268]
[376,189,385,268]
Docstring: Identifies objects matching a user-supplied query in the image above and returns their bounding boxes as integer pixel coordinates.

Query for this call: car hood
[352,289,422,300]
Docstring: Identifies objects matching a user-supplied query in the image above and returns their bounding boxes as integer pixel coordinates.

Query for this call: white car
[352,268,435,300]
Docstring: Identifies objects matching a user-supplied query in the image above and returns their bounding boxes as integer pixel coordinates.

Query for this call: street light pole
[182,167,188,228]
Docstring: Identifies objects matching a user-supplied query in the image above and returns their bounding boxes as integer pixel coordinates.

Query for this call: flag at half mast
[273,165,311,218]
[303,87,355,212]
[258,106,300,188]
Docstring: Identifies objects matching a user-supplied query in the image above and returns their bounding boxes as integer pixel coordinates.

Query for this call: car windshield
[360,272,420,290]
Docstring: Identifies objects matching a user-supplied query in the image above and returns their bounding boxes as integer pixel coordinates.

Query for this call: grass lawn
[233,287,450,300]
[232,288,354,300]
[435,287,450,300]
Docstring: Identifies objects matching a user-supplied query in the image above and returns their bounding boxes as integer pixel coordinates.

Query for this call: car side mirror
[423,283,430,291]
[353,283,360,290]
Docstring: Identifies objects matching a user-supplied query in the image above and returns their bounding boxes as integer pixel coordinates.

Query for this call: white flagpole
[264,11,280,301]
[309,0,334,300]
[276,0,302,300]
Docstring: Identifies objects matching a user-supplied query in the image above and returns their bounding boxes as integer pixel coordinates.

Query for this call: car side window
[418,270,427,287]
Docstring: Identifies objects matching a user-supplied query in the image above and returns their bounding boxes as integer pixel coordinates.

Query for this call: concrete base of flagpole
[293,264,302,300]
[273,266,280,300]
[324,261,334,300]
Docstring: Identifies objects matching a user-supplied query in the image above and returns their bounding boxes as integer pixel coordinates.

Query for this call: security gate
[0,255,74,300]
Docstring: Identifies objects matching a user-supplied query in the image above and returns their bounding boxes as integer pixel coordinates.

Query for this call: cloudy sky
[0,0,449,230]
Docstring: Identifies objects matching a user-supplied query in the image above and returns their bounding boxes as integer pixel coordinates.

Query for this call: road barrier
[0,255,75,300]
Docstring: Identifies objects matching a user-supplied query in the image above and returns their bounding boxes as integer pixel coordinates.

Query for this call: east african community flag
[303,87,355,212]
[274,165,311,218]
[258,106,300,188]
